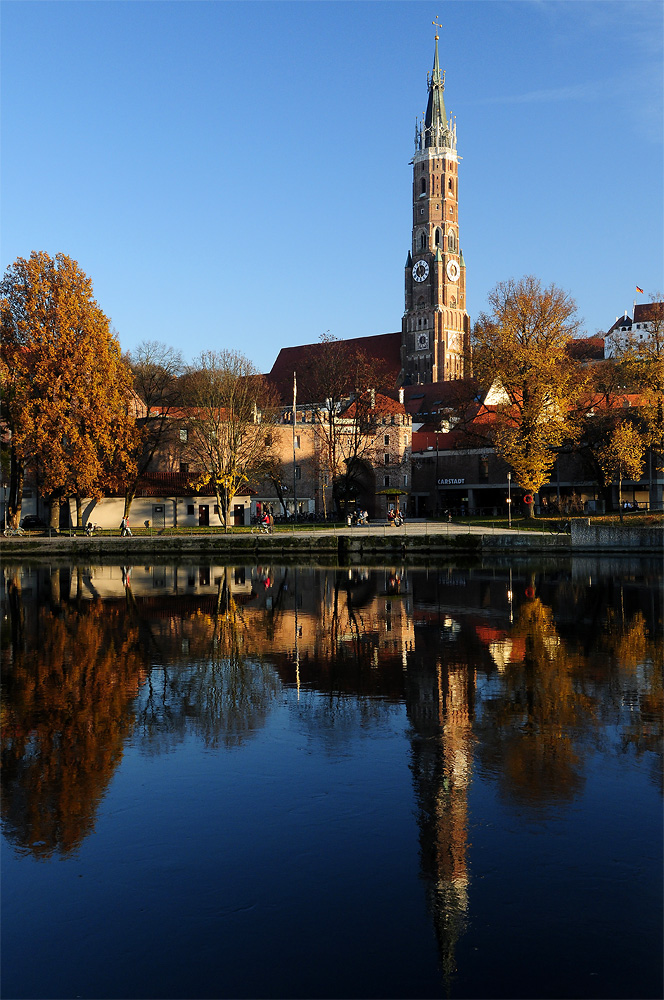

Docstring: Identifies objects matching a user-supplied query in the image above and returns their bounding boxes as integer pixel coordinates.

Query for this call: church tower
[401,26,470,385]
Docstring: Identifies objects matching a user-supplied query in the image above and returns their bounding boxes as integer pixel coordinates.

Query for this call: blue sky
[2,1,662,373]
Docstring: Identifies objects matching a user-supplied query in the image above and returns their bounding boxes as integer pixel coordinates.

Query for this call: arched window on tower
[420,177,426,194]
[448,177,453,192]
[448,231,456,253]
[419,232,426,250]
[435,228,441,246]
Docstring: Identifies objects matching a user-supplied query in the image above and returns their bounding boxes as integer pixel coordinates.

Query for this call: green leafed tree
[472,276,586,516]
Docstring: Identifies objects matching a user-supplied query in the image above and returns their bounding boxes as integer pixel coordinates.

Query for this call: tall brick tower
[401,26,470,385]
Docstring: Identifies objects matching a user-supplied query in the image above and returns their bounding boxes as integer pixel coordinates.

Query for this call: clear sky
[2,1,662,374]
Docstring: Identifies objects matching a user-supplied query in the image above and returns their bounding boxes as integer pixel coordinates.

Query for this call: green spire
[425,36,447,145]
[419,30,455,152]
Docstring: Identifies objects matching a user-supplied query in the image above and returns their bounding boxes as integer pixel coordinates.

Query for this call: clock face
[417,332,429,350]
[412,260,430,283]
[446,259,460,282]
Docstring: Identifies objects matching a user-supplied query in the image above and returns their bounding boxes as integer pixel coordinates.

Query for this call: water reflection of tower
[406,648,475,980]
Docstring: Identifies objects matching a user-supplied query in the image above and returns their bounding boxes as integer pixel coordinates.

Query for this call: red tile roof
[412,428,476,452]
[341,391,406,419]
[566,337,605,361]
[388,378,481,418]
[634,302,663,325]
[266,332,402,402]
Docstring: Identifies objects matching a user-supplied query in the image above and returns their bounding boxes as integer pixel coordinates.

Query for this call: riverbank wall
[2,523,660,563]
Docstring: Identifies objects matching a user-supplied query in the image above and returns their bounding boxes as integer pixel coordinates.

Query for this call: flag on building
[636,285,644,295]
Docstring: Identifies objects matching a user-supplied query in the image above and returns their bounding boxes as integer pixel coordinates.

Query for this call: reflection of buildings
[3,558,661,985]
[406,620,475,978]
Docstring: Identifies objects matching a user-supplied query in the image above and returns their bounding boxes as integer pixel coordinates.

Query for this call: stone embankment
[2,521,661,562]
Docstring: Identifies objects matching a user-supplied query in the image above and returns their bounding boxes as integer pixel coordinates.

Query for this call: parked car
[21,515,49,532]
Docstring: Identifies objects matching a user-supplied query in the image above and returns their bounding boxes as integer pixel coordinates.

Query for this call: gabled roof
[266,332,402,403]
[634,302,663,325]
[606,314,632,335]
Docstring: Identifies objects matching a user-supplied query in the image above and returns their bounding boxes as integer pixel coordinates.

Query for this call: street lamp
[507,471,512,529]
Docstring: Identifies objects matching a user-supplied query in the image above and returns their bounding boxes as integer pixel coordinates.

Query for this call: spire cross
[432,16,443,39]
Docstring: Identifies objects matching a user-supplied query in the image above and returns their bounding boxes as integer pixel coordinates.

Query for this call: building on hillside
[604,301,664,357]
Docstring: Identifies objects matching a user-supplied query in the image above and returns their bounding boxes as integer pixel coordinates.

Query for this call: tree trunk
[124,488,136,518]
[49,567,61,606]
[213,486,226,531]
[618,474,623,522]
[75,494,82,529]
[7,447,24,529]
[49,496,61,533]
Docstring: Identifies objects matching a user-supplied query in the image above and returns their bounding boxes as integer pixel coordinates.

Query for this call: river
[1,556,662,999]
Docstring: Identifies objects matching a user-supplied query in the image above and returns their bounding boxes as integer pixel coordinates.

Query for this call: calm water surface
[1,557,662,1000]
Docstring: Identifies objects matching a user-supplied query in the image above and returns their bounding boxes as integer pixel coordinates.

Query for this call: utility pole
[507,471,512,529]
[435,433,439,516]
[292,372,298,524]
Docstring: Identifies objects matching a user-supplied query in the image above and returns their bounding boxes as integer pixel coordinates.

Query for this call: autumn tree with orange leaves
[1,252,138,528]
[472,276,585,516]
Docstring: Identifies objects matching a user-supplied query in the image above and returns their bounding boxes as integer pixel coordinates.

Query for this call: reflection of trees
[137,657,280,751]
[1,578,147,856]
[1,566,283,856]
[478,597,592,806]
[593,608,663,791]
[134,568,280,751]
[475,585,664,803]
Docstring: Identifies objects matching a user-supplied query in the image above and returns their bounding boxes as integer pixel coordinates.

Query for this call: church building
[267,27,469,398]
[401,26,470,385]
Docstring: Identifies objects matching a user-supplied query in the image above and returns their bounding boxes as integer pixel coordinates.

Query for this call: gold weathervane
[432,16,443,39]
